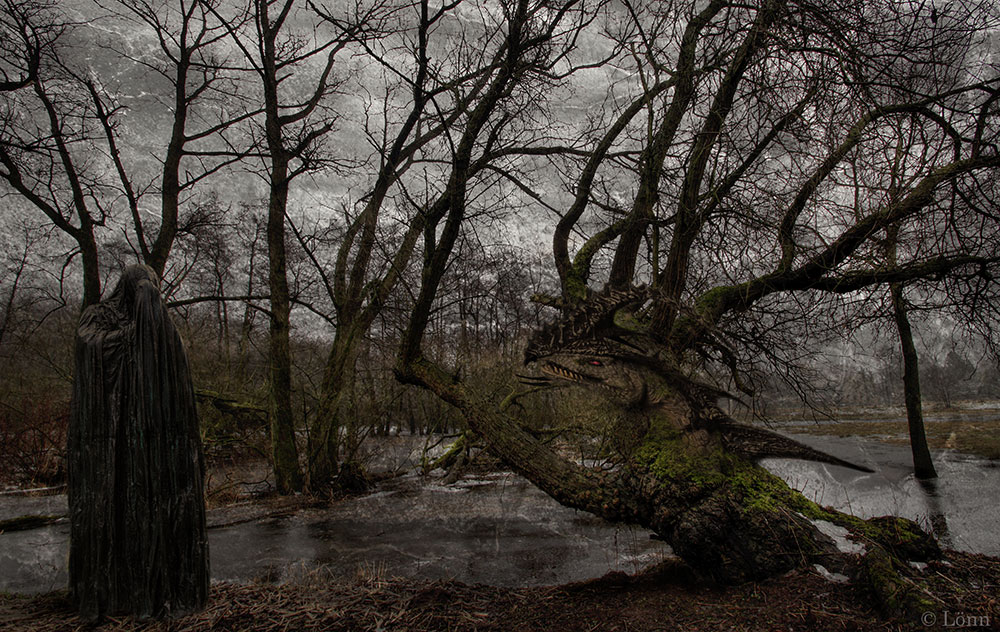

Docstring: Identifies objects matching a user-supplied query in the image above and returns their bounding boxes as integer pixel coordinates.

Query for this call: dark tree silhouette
[303,0,600,490]
[209,0,378,492]
[0,0,103,307]
[87,0,258,280]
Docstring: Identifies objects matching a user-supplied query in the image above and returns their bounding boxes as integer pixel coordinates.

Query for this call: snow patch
[810,518,867,555]
[813,564,850,583]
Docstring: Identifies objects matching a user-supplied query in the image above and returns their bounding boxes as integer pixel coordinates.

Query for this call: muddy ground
[1,551,997,631]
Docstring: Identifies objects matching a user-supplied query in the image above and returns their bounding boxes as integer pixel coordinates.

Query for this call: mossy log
[398,357,940,614]
[195,390,267,418]
[621,422,939,586]
[422,433,470,474]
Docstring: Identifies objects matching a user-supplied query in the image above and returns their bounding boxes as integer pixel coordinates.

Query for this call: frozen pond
[0,471,669,594]
[209,472,667,586]
[2,434,998,594]
[763,434,1000,556]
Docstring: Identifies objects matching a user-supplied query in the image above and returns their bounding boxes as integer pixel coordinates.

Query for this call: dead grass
[769,404,1000,460]
[778,415,1000,460]
[1,553,996,632]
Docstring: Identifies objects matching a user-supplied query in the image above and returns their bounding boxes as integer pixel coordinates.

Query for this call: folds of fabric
[68,265,208,620]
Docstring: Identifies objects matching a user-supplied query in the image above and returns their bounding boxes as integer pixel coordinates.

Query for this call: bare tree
[301,0,602,490]
[1,0,252,308]
[0,0,44,91]
[394,0,1000,603]
[0,221,37,347]
[881,120,939,479]
[0,0,104,307]
[88,0,259,282]
[212,0,379,493]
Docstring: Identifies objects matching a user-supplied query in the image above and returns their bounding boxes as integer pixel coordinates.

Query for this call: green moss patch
[632,427,728,489]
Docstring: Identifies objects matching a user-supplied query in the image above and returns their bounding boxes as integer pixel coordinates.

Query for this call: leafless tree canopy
[2,0,999,600]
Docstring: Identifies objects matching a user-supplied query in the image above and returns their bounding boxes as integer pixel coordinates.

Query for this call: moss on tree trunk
[398,356,940,614]
[621,421,938,588]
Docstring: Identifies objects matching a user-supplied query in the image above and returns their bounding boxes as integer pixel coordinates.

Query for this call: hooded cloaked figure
[68,265,208,620]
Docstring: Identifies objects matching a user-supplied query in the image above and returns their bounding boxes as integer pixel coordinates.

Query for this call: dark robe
[68,265,208,620]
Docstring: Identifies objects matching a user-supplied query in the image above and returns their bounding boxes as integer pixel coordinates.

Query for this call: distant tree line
[1,0,999,502]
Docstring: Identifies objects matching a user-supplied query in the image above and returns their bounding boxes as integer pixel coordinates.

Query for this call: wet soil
[2,552,997,631]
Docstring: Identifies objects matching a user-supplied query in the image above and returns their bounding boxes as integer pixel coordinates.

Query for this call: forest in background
[3,274,999,488]
[2,0,999,495]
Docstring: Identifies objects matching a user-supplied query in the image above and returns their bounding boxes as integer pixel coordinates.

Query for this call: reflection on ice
[764,434,999,555]
[2,434,998,594]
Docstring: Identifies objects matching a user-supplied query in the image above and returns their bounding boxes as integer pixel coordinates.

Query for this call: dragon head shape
[521,336,652,408]
[519,286,671,409]
[518,286,874,472]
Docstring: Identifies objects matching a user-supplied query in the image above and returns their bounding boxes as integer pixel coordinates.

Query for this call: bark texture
[399,353,938,593]
[68,265,208,621]
[265,163,305,494]
[891,282,937,479]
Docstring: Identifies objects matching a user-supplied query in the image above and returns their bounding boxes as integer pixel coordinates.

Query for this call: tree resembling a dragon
[515,285,939,593]
[520,285,872,473]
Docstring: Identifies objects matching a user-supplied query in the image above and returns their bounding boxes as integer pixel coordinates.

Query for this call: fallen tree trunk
[0,514,63,532]
[396,355,939,614]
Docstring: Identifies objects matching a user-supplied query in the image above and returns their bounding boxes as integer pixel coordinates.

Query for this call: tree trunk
[308,324,364,489]
[265,159,304,494]
[891,282,937,479]
[79,226,102,308]
[397,356,938,591]
[144,46,189,279]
